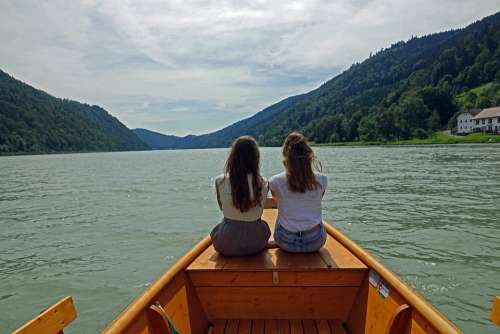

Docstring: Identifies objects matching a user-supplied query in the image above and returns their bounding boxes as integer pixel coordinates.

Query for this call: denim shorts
[274,222,327,253]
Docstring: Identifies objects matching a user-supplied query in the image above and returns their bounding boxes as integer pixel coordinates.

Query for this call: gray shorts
[210,217,271,256]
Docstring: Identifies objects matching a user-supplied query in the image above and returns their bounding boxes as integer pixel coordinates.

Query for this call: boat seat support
[385,304,412,334]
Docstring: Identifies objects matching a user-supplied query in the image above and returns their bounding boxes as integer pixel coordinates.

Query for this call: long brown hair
[224,136,263,212]
[282,132,322,193]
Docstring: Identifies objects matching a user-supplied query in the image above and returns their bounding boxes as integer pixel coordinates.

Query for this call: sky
[0,1,499,136]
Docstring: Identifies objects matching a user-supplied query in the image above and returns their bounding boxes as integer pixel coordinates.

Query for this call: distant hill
[134,94,307,149]
[133,128,183,149]
[137,10,500,148]
[0,70,149,153]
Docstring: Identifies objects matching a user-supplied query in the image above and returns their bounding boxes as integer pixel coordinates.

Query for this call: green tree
[358,116,379,141]
[476,95,492,108]
[427,110,441,131]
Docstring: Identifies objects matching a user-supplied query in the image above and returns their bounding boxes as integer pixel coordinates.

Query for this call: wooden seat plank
[315,320,331,334]
[278,320,290,334]
[225,320,239,334]
[328,320,346,334]
[265,320,278,334]
[189,270,364,287]
[187,245,227,271]
[212,320,340,334]
[274,249,328,269]
[239,320,252,334]
[252,320,265,334]
[188,208,367,272]
[290,320,303,334]
[322,236,366,270]
[213,320,227,334]
[302,320,317,334]
[222,250,277,270]
[318,248,336,268]
[220,248,333,271]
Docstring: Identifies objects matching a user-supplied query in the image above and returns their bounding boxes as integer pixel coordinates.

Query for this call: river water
[0,146,499,333]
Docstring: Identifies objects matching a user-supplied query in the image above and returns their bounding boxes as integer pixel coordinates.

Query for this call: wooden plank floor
[188,209,366,272]
[210,320,347,334]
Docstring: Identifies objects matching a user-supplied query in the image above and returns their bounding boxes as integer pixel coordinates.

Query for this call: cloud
[0,0,498,135]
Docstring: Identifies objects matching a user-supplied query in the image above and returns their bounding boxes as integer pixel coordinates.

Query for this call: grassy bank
[315,131,500,147]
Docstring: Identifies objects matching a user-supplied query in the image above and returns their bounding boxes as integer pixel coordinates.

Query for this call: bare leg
[266,238,278,248]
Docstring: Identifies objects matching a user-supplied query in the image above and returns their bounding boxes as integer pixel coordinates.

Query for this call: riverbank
[315,131,500,147]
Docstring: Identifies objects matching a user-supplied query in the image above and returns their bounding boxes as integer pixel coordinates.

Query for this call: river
[0,145,499,333]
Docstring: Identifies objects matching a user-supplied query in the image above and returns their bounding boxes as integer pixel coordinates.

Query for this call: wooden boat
[13,200,469,334]
[98,200,463,334]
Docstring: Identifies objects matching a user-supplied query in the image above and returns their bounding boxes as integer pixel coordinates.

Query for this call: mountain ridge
[0,70,150,153]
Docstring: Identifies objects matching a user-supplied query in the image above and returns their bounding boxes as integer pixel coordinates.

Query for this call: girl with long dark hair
[210,136,271,256]
[269,132,328,253]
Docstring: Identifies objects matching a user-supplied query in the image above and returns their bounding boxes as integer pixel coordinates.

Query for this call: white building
[457,109,481,134]
[472,106,500,133]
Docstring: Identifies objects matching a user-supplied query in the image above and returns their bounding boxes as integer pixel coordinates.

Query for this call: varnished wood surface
[210,320,346,334]
[490,296,500,326]
[385,304,412,334]
[189,270,365,287]
[188,209,367,272]
[197,286,359,321]
[188,208,366,322]
[12,296,76,334]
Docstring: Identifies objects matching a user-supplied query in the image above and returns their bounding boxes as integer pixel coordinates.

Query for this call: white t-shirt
[269,171,328,232]
[215,174,269,221]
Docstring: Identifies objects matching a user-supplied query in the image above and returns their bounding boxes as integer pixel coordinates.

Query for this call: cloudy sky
[0,1,498,135]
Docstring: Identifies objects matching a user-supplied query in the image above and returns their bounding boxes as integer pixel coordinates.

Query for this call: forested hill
[0,70,149,153]
[133,94,307,149]
[139,10,500,148]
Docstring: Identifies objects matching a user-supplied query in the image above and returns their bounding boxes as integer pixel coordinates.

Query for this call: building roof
[473,106,500,119]
[459,108,481,116]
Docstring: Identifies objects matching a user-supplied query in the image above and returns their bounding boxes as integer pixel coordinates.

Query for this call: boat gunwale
[324,223,463,334]
[101,236,212,334]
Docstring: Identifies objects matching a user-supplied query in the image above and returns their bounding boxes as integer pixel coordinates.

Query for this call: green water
[1,146,499,333]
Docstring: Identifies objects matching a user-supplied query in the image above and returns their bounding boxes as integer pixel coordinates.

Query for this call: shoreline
[313,131,500,147]
[1,132,500,157]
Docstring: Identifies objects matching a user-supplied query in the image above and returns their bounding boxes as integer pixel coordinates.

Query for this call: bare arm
[322,176,327,198]
[271,189,278,201]
[215,182,223,211]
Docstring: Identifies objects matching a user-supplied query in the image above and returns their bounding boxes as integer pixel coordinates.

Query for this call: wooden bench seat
[211,319,347,334]
[187,210,368,322]
[187,209,367,273]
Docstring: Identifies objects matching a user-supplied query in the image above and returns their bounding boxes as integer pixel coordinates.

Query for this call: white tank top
[215,174,268,221]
